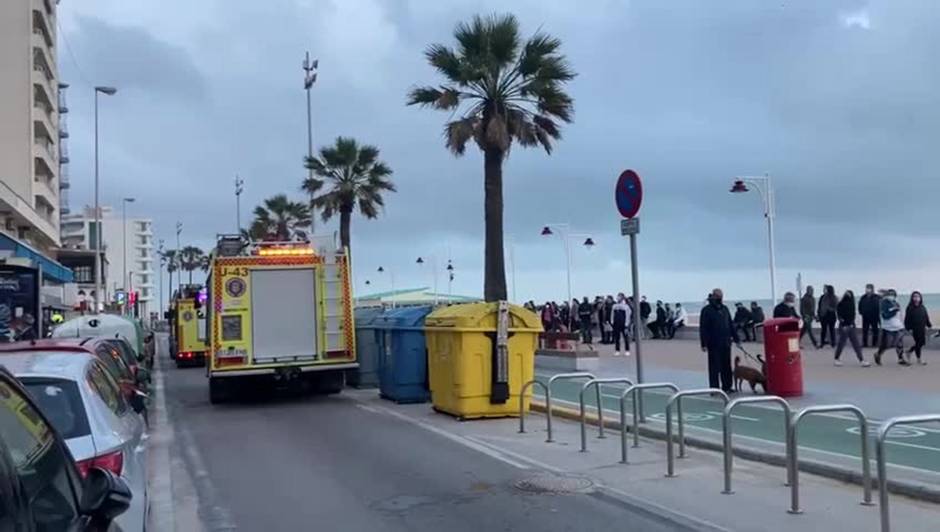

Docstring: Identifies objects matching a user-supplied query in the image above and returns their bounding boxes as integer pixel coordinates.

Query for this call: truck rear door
[250,268,318,362]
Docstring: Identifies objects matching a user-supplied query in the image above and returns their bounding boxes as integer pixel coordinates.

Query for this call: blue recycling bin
[376,306,433,404]
[348,307,385,388]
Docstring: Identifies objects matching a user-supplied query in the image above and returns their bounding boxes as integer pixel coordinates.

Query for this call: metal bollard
[543,372,596,443]
[579,378,633,452]
[665,388,728,477]
[788,404,871,514]
[722,396,791,495]
[519,380,548,435]
[618,382,678,463]
[876,414,940,532]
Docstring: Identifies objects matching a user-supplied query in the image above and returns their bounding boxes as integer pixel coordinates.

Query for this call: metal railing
[722,396,791,494]
[518,380,548,436]
[665,388,729,477]
[619,382,678,463]
[877,414,940,532]
[579,378,633,452]
[788,404,872,514]
[520,373,596,443]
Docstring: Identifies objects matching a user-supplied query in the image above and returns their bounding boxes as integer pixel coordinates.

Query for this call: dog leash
[735,343,763,366]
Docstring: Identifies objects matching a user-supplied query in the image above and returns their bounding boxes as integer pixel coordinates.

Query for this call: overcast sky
[57,0,940,304]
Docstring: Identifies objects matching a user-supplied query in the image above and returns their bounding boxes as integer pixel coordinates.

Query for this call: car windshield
[19,378,90,440]
[104,338,138,368]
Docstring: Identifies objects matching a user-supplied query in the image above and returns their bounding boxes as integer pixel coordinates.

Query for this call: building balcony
[34,177,57,206]
[33,141,57,172]
[32,8,55,51]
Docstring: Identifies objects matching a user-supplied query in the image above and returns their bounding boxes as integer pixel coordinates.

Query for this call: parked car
[0,339,149,412]
[0,364,132,531]
[52,314,145,361]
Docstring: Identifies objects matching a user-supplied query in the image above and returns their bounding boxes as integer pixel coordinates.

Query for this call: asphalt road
[161,363,693,531]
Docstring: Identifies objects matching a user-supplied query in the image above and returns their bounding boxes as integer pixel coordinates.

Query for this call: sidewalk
[353,391,940,532]
[533,337,940,500]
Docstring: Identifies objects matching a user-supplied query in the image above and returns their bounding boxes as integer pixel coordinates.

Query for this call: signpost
[615,169,645,421]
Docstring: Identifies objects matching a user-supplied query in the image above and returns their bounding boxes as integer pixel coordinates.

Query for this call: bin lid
[354,307,386,327]
[374,305,434,329]
[763,316,800,332]
[424,302,542,332]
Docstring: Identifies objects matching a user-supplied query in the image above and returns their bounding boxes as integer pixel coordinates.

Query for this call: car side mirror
[81,467,132,524]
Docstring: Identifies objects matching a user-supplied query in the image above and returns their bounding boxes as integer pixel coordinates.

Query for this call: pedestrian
[664,303,676,339]
[904,291,931,365]
[578,297,594,345]
[750,301,766,342]
[540,301,555,332]
[653,300,666,339]
[733,302,754,342]
[800,286,820,348]
[640,296,652,339]
[700,289,740,393]
[671,303,688,338]
[818,285,838,347]
[602,295,614,344]
[858,284,881,348]
[612,293,632,357]
[834,290,870,367]
[876,289,905,366]
[566,299,576,332]
[773,292,800,319]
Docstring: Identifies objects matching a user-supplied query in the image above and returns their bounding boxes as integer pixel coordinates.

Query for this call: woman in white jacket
[670,303,688,338]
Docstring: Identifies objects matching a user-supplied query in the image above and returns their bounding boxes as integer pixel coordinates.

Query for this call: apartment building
[60,206,156,316]
[0,0,62,253]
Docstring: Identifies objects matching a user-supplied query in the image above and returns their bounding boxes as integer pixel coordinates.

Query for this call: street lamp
[540,223,595,304]
[377,266,395,307]
[416,256,440,305]
[122,198,135,304]
[93,86,117,313]
[235,174,244,234]
[730,174,777,304]
[157,239,165,317]
[175,221,183,296]
[446,261,454,298]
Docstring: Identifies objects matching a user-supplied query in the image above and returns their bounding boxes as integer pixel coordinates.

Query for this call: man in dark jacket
[639,297,652,339]
[733,303,754,342]
[774,292,800,319]
[578,297,594,345]
[700,289,740,393]
[750,301,766,342]
[858,284,881,348]
[800,286,820,349]
[653,301,667,339]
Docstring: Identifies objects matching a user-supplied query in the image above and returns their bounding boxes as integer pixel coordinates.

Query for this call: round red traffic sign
[615,169,643,218]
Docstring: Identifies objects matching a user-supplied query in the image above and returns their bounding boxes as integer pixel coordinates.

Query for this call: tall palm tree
[407,14,575,301]
[302,136,395,250]
[179,246,205,285]
[249,194,311,241]
[160,249,178,298]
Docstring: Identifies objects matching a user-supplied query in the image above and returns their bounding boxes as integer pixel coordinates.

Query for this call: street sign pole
[616,170,645,422]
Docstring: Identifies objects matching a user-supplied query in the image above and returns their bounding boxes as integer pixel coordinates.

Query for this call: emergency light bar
[256,247,315,257]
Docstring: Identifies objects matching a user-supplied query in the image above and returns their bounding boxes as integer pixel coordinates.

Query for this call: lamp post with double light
[93,86,117,312]
[540,224,595,305]
[730,174,777,304]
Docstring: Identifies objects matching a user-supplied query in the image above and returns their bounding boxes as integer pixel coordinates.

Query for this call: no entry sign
[615,169,643,219]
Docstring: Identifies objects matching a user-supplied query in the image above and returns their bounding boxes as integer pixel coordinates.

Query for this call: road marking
[649,412,715,422]
[847,426,928,439]
[354,403,532,470]
[706,410,760,422]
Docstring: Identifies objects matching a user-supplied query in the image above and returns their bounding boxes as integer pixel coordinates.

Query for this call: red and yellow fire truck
[204,236,356,403]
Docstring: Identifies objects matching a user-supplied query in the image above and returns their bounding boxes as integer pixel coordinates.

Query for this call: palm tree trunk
[483,147,508,302]
[188,269,193,285]
[339,207,352,251]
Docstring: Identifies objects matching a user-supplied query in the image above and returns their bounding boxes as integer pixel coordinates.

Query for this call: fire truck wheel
[209,377,229,404]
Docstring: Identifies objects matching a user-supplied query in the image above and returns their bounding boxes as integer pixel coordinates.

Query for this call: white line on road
[354,403,533,470]
[706,410,760,422]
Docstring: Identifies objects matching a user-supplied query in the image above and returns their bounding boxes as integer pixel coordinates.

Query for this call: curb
[530,401,940,504]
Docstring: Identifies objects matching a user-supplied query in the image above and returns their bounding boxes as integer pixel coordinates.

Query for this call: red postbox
[762,317,803,397]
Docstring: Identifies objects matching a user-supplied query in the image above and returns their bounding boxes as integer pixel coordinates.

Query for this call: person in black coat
[750,301,766,342]
[858,284,881,348]
[773,292,800,319]
[733,302,754,342]
[904,291,932,365]
[578,297,594,345]
[639,297,652,339]
[834,290,869,366]
[699,288,740,393]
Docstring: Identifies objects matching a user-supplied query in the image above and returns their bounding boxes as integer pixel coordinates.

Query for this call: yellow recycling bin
[424,302,542,419]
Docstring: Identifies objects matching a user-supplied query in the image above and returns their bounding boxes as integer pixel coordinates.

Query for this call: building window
[73,266,93,283]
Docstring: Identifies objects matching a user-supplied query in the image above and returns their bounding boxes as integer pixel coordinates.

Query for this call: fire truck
[170,285,208,368]
[204,235,357,403]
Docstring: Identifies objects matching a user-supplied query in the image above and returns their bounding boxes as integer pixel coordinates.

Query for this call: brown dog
[733,355,767,393]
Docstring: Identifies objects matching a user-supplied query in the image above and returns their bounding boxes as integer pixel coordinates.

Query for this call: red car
[0,338,147,406]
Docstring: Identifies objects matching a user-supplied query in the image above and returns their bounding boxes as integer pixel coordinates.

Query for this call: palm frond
[445,116,480,156]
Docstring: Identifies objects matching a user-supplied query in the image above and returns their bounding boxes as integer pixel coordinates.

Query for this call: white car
[2,350,149,531]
